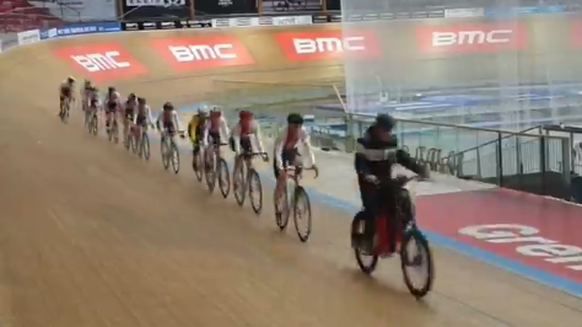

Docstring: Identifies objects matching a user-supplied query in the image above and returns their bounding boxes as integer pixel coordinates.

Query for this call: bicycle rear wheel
[274,187,290,230]
[91,115,98,135]
[193,150,203,182]
[141,133,150,161]
[293,186,312,242]
[170,141,180,174]
[205,154,217,193]
[112,121,119,143]
[248,169,263,215]
[233,163,246,206]
[161,140,170,170]
[131,133,138,154]
[400,228,434,299]
[217,158,230,198]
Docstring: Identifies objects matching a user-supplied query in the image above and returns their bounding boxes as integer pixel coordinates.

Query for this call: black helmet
[108,86,115,93]
[137,97,146,104]
[163,102,174,111]
[375,113,396,131]
[129,93,136,99]
[287,113,304,125]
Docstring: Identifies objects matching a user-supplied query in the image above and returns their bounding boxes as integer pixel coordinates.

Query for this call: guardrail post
[496,132,503,186]
[540,136,547,195]
[562,137,572,184]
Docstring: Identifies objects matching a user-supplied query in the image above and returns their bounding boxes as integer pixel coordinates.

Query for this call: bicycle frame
[373,176,421,255]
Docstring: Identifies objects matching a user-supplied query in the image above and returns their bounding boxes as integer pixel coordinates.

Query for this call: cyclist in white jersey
[273,113,318,215]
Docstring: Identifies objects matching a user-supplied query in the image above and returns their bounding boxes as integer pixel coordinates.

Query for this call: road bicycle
[274,165,317,242]
[233,152,268,214]
[351,175,434,299]
[204,142,230,198]
[59,97,72,123]
[160,130,185,174]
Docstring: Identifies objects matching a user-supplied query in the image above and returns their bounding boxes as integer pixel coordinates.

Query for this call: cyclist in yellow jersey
[187,107,209,169]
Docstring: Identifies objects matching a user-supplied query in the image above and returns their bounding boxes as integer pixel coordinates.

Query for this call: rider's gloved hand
[312,164,319,178]
[364,174,378,184]
[262,153,269,162]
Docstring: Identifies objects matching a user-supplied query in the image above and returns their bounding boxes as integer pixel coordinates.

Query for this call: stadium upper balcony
[0,0,62,33]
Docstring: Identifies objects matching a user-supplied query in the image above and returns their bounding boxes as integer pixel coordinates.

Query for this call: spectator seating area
[0,0,62,32]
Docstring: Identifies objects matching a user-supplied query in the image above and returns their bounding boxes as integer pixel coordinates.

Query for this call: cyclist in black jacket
[353,114,429,252]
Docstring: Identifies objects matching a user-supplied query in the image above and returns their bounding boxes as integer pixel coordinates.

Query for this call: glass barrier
[207,79,572,195]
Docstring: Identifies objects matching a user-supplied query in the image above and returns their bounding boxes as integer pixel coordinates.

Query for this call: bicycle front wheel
[293,186,312,242]
[248,169,263,215]
[400,228,434,299]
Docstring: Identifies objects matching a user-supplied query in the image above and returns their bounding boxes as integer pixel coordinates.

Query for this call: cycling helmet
[108,86,115,93]
[375,113,396,131]
[210,107,221,117]
[239,110,253,120]
[163,102,174,111]
[137,97,146,104]
[84,79,91,87]
[128,93,136,99]
[198,105,209,115]
[287,113,304,125]
[67,76,76,83]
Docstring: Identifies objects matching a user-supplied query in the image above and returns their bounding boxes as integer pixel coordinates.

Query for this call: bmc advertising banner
[122,0,191,20]
[29,0,117,21]
[194,0,257,15]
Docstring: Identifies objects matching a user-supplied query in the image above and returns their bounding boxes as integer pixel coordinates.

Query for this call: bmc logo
[416,23,526,54]
[54,43,147,81]
[71,51,131,72]
[152,37,254,70]
[275,30,381,61]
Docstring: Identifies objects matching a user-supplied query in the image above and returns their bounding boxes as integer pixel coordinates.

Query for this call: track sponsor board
[54,43,147,81]
[418,189,582,284]
[416,23,527,54]
[151,37,255,70]
[121,0,191,20]
[274,29,381,61]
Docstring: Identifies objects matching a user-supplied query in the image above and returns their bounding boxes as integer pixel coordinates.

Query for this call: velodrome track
[1,26,582,327]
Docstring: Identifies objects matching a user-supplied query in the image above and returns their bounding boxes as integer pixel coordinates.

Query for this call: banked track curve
[0,26,581,327]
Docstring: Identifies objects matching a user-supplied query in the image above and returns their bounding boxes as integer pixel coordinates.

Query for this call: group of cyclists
[58,76,323,217]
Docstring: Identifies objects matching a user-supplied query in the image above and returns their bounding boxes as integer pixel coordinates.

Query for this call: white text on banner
[17,29,40,45]
[29,0,117,21]
[444,7,484,18]
[272,16,313,26]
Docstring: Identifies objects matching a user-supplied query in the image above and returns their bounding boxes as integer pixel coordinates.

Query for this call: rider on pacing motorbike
[353,113,429,253]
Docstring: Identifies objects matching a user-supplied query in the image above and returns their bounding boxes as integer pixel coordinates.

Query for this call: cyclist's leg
[275,150,292,210]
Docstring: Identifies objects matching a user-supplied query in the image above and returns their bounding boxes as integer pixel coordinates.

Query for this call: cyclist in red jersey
[231,110,268,188]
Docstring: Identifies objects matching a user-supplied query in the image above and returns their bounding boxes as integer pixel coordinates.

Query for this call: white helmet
[198,105,209,115]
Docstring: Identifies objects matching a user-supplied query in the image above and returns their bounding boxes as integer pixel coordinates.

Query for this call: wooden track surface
[0,27,581,327]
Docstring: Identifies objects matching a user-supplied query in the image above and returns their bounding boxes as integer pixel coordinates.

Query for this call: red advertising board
[274,29,382,61]
[416,23,527,54]
[151,36,255,70]
[418,189,582,283]
[54,43,147,82]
